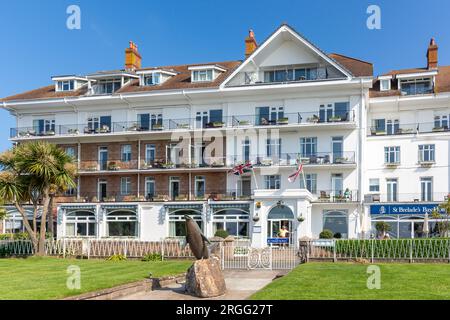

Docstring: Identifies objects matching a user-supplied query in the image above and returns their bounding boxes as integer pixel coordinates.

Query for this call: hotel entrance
[266,204,295,246]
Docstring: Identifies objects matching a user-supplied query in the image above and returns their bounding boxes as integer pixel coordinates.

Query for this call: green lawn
[0,257,192,300]
[251,262,450,300]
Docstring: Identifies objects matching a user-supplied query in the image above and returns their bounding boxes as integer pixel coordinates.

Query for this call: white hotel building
[1,25,449,245]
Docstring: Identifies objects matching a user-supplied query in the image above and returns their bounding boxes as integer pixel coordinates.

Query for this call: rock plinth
[185,257,226,298]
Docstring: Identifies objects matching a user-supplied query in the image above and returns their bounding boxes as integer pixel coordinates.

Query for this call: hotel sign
[267,238,289,244]
[370,203,444,215]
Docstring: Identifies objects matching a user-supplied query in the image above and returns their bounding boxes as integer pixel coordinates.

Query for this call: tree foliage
[0,142,77,255]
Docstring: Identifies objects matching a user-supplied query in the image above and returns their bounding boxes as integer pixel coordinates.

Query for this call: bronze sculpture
[184,215,210,259]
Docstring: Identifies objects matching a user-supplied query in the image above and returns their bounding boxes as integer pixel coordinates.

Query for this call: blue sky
[0,0,449,151]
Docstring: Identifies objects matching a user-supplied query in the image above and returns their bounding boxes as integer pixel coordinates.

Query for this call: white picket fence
[220,245,301,270]
[0,239,194,259]
[300,239,450,263]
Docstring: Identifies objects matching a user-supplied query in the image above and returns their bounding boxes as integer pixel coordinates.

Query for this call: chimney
[427,38,438,69]
[245,29,258,58]
[125,41,142,71]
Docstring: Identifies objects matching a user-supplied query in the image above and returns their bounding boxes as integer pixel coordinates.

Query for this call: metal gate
[220,245,300,270]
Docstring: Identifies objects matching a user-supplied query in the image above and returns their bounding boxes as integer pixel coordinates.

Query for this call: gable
[222,24,353,87]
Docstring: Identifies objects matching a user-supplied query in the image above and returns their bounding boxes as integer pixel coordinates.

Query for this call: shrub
[141,253,163,262]
[334,232,342,239]
[0,234,13,240]
[214,229,229,239]
[319,229,334,239]
[106,254,127,261]
[13,232,30,240]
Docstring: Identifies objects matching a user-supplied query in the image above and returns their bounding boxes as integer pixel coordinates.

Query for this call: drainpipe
[358,78,365,238]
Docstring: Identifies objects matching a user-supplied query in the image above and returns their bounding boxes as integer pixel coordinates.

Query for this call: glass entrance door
[267,220,293,246]
[98,147,108,171]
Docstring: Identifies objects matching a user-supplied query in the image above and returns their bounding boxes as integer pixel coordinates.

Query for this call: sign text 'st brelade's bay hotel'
[1,24,450,244]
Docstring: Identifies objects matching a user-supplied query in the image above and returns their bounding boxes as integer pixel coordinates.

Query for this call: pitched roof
[328,53,373,77]
[370,66,450,98]
[118,60,241,94]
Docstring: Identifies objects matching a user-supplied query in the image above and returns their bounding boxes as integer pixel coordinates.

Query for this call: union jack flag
[230,161,253,175]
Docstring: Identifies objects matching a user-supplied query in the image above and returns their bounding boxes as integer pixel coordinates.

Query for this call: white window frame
[418,144,435,163]
[120,177,131,195]
[380,79,391,91]
[121,144,132,162]
[144,177,155,198]
[420,177,433,202]
[384,146,401,164]
[369,178,380,193]
[194,176,206,198]
[264,175,281,190]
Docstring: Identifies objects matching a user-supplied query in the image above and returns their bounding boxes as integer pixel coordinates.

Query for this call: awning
[164,203,204,212]
[210,203,250,212]
[60,205,97,211]
[102,204,138,211]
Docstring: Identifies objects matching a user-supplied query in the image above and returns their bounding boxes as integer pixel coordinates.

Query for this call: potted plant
[307,115,320,123]
[91,196,99,203]
[163,161,175,169]
[238,120,250,126]
[104,196,116,202]
[334,157,348,164]
[252,214,260,222]
[433,126,445,132]
[297,216,305,222]
[255,201,262,209]
[87,164,98,171]
[276,117,289,125]
[108,162,120,170]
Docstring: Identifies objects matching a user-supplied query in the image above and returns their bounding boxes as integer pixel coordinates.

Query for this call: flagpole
[251,167,259,190]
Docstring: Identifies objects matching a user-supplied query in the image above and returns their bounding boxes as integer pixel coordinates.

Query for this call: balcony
[364,192,449,203]
[10,111,356,139]
[57,190,253,203]
[368,121,450,137]
[77,152,356,174]
[312,189,359,203]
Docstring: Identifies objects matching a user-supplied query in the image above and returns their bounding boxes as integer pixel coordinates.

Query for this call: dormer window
[136,69,176,86]
[94,79,122,94]
[400,78,433,96]
[396,71,437,96]
[144,73,161,86]
[188,65,226,83]
[58,80,74,91]
[193,70,213,82]
[52,76,87,92]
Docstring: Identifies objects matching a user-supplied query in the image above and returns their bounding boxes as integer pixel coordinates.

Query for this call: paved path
[117,270,280,300]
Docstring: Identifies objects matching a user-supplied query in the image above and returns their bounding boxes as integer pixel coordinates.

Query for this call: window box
[419,160,435,167]
[432,126,446,132]
[211,161,225,167]
[385,162,400,168]
[334,157,349,164]
[176,123,190,129]
[396,128,414,134]
[175,195,189,201]
[210,121,224,128]
[260,159,273,166]
[68,128,79,135]
[104,196,116,202]
[141,162,153,169]
[86,165,98,171]
[152,124,164,130]
[329,116,342,122]
[276,117,289,125]
[108,162,121,171]
[238,120,250,126]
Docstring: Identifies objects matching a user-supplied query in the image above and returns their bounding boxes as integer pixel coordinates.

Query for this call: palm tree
[0,142,76,255]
